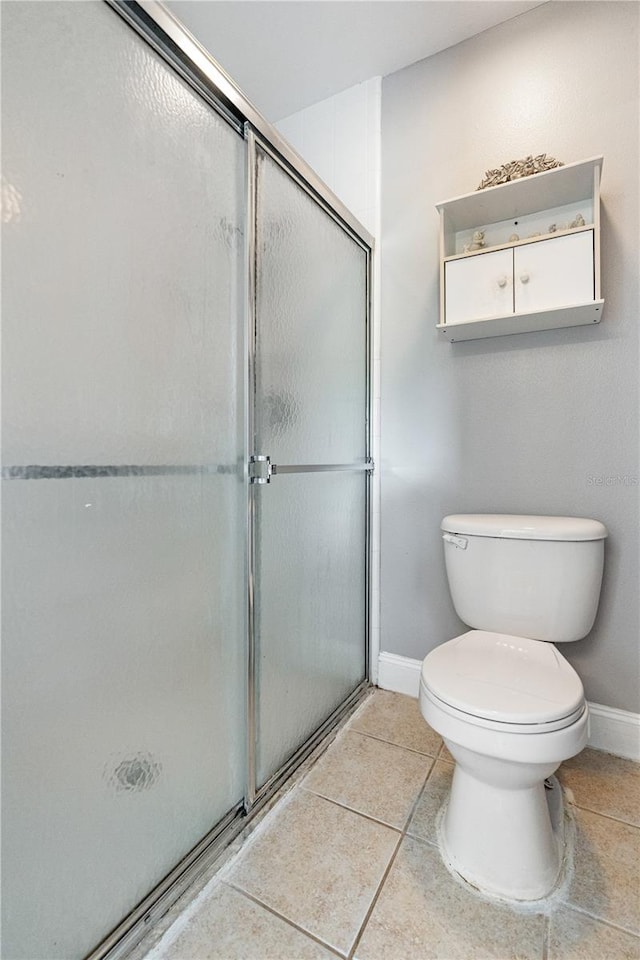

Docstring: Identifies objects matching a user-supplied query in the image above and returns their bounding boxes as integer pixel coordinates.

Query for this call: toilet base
[440,743,566,901]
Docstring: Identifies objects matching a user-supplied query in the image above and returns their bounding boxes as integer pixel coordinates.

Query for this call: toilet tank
[441,515,607,643]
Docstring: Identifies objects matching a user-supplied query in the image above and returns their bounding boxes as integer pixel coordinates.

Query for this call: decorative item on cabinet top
[436,156,604,342]
[476,153,564,190]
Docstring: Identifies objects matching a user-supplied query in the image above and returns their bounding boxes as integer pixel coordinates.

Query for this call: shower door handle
[272,460,373,475]
[249,457,373,483]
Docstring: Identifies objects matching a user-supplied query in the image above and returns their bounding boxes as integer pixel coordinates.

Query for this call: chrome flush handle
[442,532,468,550]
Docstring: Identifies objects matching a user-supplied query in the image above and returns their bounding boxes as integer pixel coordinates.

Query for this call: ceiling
[166,1,545,121]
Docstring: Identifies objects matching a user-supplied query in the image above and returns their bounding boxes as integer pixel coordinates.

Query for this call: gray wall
[380,1,640,712]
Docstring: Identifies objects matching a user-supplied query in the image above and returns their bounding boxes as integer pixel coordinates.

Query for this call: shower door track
[81,4,375,959]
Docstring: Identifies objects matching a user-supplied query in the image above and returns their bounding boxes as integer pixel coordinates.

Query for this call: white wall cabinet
[436,157,604,341]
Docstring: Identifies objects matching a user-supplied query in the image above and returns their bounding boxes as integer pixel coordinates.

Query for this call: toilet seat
[421,630,585,729]
[421,683,586,734]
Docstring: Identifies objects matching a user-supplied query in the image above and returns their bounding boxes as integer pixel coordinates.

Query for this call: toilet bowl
[419,515,606,902]
[420,630,589,900]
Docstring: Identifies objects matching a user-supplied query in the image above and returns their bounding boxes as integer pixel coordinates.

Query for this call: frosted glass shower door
[2,5,246,958]
[253,145,370,789]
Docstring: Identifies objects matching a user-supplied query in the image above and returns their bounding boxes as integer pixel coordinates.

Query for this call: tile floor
[140,690,640,960]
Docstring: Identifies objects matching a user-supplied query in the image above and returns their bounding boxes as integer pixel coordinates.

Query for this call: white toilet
[419,514,607,901]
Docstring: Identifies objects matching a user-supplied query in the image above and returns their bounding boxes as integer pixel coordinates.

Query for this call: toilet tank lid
[441,514,608,541]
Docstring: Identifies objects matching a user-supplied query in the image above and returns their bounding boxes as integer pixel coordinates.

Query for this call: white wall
[276,78,381,237]
[380,1,640,713]
[276,78,383,678]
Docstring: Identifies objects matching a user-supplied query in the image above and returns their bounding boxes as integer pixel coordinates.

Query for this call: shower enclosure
[0,3,372,958]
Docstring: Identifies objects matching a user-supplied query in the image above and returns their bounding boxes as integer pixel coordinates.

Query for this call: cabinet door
[514,230,594,314]
[445,249,513,325]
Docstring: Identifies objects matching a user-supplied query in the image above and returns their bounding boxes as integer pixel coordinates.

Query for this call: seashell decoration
[477,154,564,190]
[463,230,486,253]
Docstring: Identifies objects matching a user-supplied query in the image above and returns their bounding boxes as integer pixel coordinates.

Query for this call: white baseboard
[377,651,422,698]
[587,702,640,761]
[378,651,640,762]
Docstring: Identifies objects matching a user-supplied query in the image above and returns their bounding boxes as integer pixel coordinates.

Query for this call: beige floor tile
[563,808,640,935]
[349,689,442,755]
[407,759,454,844]
[303,730,432,827]
[225,790,399,956]
[558,748,640,826]
[548,905,640,960]
[153,883,334,959]
[355,836,545,960]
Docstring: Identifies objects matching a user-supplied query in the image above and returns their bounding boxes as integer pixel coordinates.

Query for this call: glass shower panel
[255,148,368,465]
[255,472,367,785]
[1,4,245,958]
[254,148,368,789]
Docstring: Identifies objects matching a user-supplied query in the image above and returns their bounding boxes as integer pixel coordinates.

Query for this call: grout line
[399,755,437,834]
[298,785,403,833]
[541,914,550,960]
[404,831,440,849]
[557,901,640,939]
[402,759,453,851]
[347,726,442,759]
[347,750,441,959]
[223,881,348,959]
[347,832,404,960]
[401,757,447,845]
[345,726,439,756]
[567,800,640,829]
[435,742,455,764]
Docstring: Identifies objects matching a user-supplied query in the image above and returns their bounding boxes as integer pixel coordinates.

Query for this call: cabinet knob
[520,273,530,284]
[497,276,508,288]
